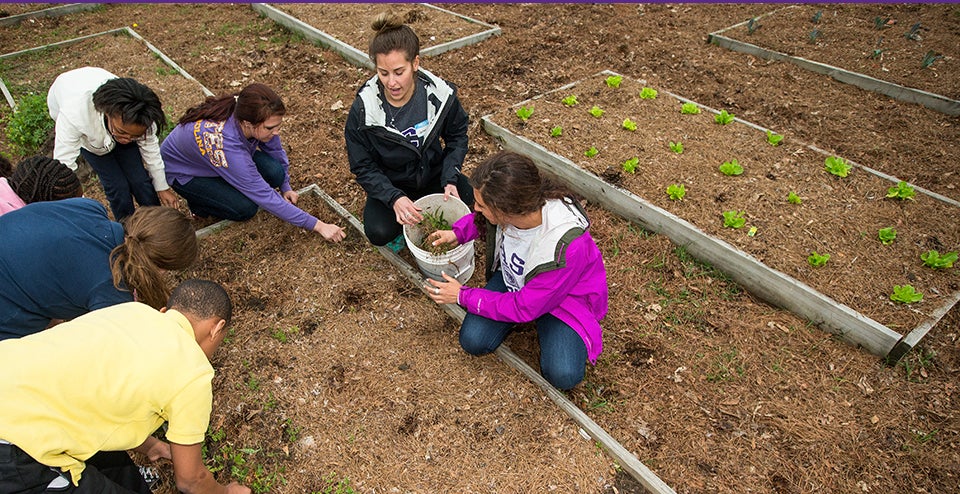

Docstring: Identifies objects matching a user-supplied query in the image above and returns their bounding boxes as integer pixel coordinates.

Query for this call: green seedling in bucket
[418,209,454,255]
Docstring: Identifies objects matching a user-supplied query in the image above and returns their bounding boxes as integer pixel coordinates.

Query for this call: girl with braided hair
[0,197,198,340]
[0,156,82,215]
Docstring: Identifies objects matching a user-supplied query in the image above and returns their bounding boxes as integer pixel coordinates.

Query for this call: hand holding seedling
[393,196,423,225]
[314,220,346,243]
[425,271,461,305]
[426,229,459,248]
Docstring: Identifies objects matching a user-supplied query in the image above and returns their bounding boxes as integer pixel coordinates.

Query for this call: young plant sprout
[719,159,743,176]
[681,102,701,114]
[622,157,639,174]
[588,105,605,118]
[905,22,922,41]
[747,17,761,35]
[766,130,784,146]
[810,10,823,24]
[584,146,599,158]
[807,251,830,267]
[878,227,897,245]
[873,16,891,30]
[516,105,534,122]
[885,181,915,200]
[622,118,637,131]
[669,141,684,154]
[808,28,822,44]
[722,210,746,229]
[921,50,943,69]
[788,191,802,204]
[714,109,735,125]
[890,285,923,304]
[549,126,562,138]
[824,156,851,177]
[561,94,579,107]
[920,250,958,269]
[605,75,623,88]
[666,183,686,201]
[639,87,658,100]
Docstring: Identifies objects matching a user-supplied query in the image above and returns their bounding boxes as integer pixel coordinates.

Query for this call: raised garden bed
[251,3,500,69]
[482,71,960,360]
[708,4,960,116]
[0,27,212,160]
[0,3,100,27]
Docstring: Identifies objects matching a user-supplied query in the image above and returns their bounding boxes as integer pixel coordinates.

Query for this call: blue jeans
[81,142,159,221]
[171,150,285,221]
[363,173,473,246]
[0,444,150,493]
[459,271,588,390]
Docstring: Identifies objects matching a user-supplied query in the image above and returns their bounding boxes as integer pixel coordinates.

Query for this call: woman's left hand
[425,271,462,305]
[283,190,299,205]
[443,183,460,201]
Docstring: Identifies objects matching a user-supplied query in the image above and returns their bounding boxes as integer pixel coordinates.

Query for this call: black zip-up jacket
[345,68,469,208]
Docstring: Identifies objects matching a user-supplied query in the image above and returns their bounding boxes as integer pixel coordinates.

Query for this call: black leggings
[362,174,474,246]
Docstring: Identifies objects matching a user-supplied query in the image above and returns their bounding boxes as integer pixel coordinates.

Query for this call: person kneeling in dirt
[424,151,608,390]
[345,13,472,249]
[0,197,197,340]
[0,155,83,215]
[48,66,179,221]
[160,83,345,242]
[0,279,250,494]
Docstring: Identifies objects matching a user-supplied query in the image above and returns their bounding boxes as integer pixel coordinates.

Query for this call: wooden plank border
[0,3,101,28]
[480,70,960,362]
[706,6,960,116]
[301,183,677,494]
[251,3,501,70]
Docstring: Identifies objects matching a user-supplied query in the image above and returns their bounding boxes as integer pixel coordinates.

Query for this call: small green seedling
[719,159,743,176]
[584,146,599,158]
[878,227,897,245]
[639,87,658,99]
[921,50,944,69]
[421,208,451,231]
[788,191,802,205]
[920,250,957,269]
[824,156,851,177]
[873,16,891,30]
[808,28,822,44]
[605,75,623,88]
[714,110,735,125]
[588,106,605,118]
[622,118,637,131]
[807,251,830,267]
[870,48,887,60]
[681,102,701,114]
[886,181,915,200]
[810,10,822,24]
[905,22,922,41]
[516,105,534,122]
[549,126,562,137]
[669,141,684,154]
[891,285,923,304]
[722,210,746,229]
[666,184,686,201]
[561,94,579,107]
[622,157,639,174]
[766,130,784,146]
[747,17,761,35]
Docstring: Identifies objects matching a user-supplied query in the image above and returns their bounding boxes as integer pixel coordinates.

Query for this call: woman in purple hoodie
[425,151,607,390]
[160,83,345,242]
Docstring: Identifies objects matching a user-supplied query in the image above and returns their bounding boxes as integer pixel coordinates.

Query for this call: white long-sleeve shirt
[47,66,169,192]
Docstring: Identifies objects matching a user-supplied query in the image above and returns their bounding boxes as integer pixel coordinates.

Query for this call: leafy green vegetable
[766,130,783,146]
[622,118,637,131]
[4,93,55,156]
[920,250,957,269]
[722,210,746,229]
[824,156,851,177]
[718,159,743,176]
[561,94,579,107]
[788,191,802,205]
[421,208,451,231]
[681,102,701,114]
[666,184,686,201]
[921,50,943,69]
[890,285,923,304]
[905,22,922,41]
[516,105,534,122]
[639,87,658,99]
[605,75,623,88]
[622,157,639,174]
[549,126,562,138]
[873,16,891,30]
[807,251,830,267]
[878,227,897,245]
[810,10,822,24]
[584,146,599,158]
[588,106,605,118]
[669,141,683,154]
[886,181,915,200]
[714,110,735,125]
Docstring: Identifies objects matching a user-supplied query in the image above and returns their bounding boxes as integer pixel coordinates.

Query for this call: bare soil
[1,4,958,494]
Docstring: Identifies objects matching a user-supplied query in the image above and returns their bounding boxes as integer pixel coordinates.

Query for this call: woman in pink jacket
[425,151,607,390]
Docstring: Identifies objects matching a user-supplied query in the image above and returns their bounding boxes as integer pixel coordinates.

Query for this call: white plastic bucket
[403,193,475,284]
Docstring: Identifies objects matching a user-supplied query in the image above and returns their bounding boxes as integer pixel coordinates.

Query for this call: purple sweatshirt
[452,205,608,363]
[160,116,318,230]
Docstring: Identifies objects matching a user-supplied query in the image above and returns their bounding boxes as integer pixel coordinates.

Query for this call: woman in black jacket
[345,13,473,247]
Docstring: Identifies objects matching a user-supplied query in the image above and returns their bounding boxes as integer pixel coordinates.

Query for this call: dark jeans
[363,174,474,246]
[459,271,588,390]
[0,443,150,494]
[81,143,159,222]
[170,150,285,221]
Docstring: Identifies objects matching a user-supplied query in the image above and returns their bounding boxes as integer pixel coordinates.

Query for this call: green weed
[4,93,54,156]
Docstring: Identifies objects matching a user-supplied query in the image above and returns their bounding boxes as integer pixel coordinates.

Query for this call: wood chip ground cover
[487,72,960,336]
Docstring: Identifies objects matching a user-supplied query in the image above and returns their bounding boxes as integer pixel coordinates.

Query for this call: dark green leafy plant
[808,28,822,44]
[747,17,761,35]
[719,159,743,176]
[921,50,943,69]
[878,227,897,245]
[885,181,915,200]
[4,93,55,156]
[905,22,922,41]
[824,156,851,177]
[873,16,891,30]
[891,285,923,304]
[810,10,822,24]
[722,210,746,229]
[714,110,735,125]
[920,250,957,269]
[807,251,830,267]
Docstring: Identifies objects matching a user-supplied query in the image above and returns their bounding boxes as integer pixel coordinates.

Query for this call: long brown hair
[109,207,198,309]
[470,151,573,217]
[177,83,285,126]
[368,13,420,63]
